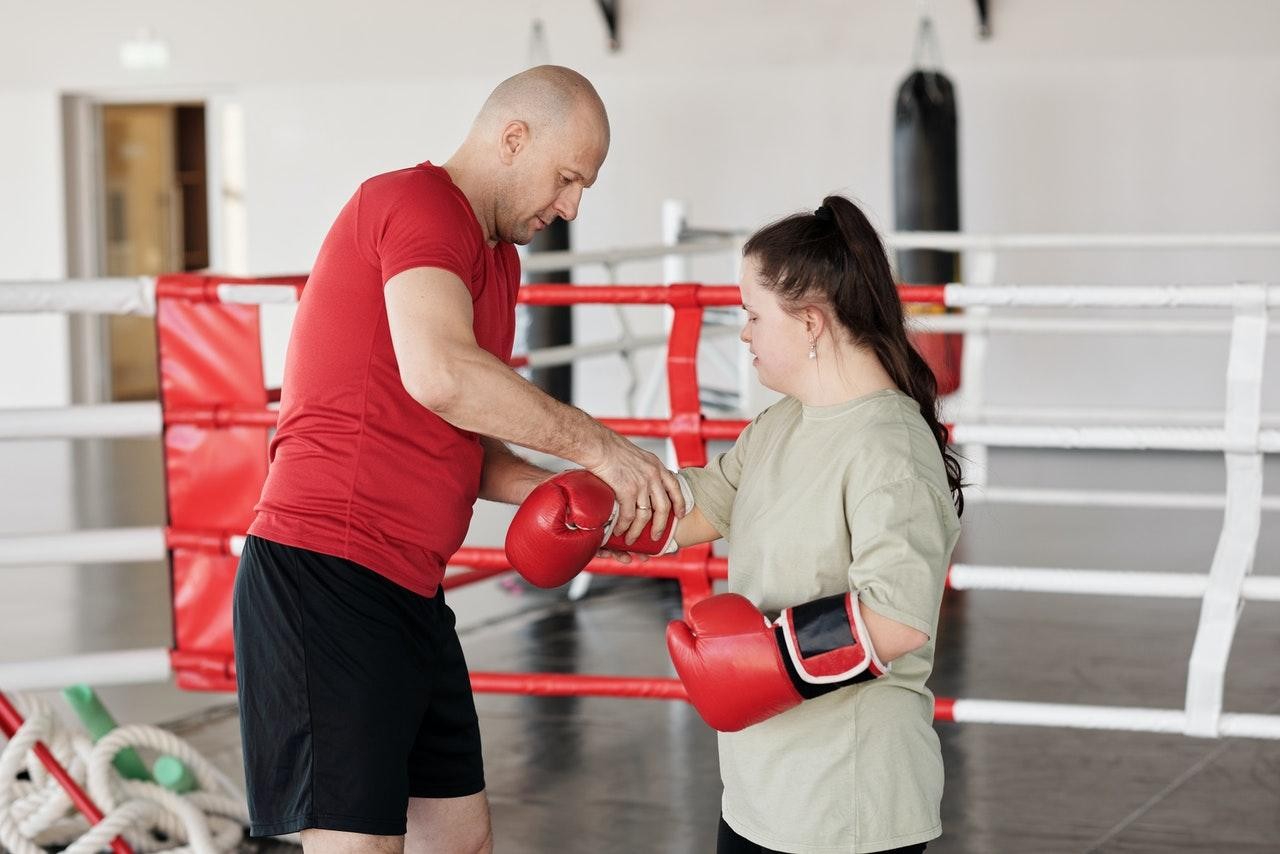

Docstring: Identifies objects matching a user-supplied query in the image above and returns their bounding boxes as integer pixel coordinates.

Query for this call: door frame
[62,87,237,405]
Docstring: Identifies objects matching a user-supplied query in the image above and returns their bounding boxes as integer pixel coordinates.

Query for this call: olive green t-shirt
[680,389,960,854]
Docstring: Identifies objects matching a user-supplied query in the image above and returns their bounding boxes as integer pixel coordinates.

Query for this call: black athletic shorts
[233,535,485,837]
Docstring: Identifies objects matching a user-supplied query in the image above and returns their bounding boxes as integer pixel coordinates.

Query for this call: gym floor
[3,437,1279,853]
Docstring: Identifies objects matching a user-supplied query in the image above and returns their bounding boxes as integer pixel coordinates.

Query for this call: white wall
[0,89,74,527]
[0,91,70,407]
[0,90,78,639]
[1,0,1278,416]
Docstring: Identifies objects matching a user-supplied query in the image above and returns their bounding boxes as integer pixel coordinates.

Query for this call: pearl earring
[808,339,817,360]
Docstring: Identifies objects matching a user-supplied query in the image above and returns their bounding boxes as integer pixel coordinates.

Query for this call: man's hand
[582,431,687,548]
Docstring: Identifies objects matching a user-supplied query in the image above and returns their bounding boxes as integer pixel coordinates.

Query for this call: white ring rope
[0,695,247,854]
[4,401,1280,455]
[942,283,1280,309]
[0,403,163,441]
[521,231,1280,273]
[967,485,1280,513]
[914,314,1280,335]
[947,699,1280,739]
[950,424,1280,454]
[0,653,173,694]
[3,278,1280,315]
[1183,286,1270,737]
[0,278,155,316]
[970,404,1280,429]
[948,564,1280,601]
[0,528,168,568]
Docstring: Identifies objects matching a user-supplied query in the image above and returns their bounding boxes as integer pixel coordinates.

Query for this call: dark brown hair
[743,194,964,514]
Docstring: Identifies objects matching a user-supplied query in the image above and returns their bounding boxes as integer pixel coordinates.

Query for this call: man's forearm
[407,339,686,529]
[478,436,552,505]
[428,347,608,467]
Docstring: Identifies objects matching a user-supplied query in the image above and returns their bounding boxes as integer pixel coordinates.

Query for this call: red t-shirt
[250,162,520,596]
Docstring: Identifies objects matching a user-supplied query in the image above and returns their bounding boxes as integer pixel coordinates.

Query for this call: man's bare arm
[478,436,552,505]
[385,266,685,538]
[387,268,605,461]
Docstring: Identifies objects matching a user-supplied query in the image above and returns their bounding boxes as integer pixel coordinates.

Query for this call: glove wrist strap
[772,592,887,700]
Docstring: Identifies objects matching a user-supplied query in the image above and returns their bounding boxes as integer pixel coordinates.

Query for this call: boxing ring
[1,231,1278,746]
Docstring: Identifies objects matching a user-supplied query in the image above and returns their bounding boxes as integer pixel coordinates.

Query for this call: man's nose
[554,185,582,222]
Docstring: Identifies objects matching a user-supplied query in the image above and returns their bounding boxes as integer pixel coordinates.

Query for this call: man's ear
[499,120,529,165]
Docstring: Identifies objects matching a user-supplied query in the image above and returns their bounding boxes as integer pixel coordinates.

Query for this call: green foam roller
[152,755,197,793]
[62,684,152,781]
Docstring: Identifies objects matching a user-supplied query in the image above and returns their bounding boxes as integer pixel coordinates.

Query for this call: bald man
[232,66,684,853]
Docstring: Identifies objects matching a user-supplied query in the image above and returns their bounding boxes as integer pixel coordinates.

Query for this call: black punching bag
[525,219,573,402]
[893,58,963,395]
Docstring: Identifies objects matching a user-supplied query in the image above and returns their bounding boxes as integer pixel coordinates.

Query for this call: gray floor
[1,438,1278,853]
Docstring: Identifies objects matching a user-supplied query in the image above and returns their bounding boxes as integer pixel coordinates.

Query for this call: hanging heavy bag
[525,218,573,402]
[893,16,963,395]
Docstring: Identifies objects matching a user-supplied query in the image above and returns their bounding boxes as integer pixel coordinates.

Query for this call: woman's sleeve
[677,417,757,538]
[845,477,958,637]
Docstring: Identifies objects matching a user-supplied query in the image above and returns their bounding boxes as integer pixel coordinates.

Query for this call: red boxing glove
[666,591,887,732]
[599,509,680,558]
[505,470,614,589]
[665,593,801,732]
[504,470,688,588]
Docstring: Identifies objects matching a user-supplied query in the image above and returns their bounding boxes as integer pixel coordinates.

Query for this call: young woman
[667,195,964,854]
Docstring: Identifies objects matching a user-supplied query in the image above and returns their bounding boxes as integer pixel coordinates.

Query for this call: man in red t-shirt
[233,66,684,853]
